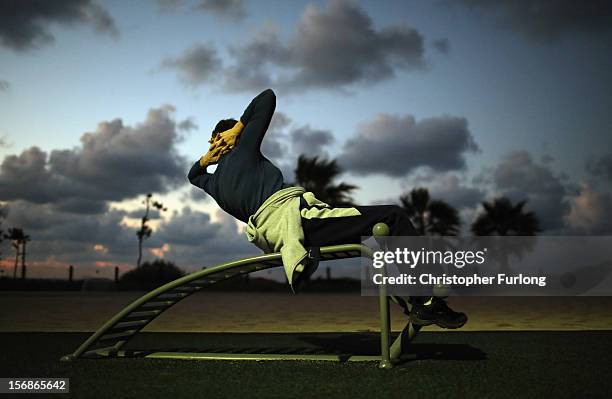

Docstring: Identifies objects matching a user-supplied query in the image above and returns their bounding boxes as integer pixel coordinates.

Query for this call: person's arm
[187,160,212,191]
[236,88,276,153]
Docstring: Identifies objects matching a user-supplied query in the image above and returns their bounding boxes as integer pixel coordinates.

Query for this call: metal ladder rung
[112,320,149,330]
[174,286,198,292]
[190,279,217,286]
[140,300,175,309]
[99,330,138,342]
[157,292,189,299]
[125,310,161,318]
[185,284,205,289]
[188,279,213,285]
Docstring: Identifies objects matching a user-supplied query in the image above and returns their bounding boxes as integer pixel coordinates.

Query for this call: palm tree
[471,197,539,236]
[471,197,540,273]
[4,228,30,279]
[136,193,167,268]
[399,188,461,236]
[9,234,19,279]
[294,155,357,206]
[21,232,30,279]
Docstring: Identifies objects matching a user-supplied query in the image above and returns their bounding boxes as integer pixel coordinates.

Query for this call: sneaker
[409,297,467,329]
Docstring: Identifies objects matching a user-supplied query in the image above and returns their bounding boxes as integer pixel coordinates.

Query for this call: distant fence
[0,265,121,291]
[0,265,360,292]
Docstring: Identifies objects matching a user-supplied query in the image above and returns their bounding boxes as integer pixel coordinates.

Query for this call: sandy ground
[1,291,612,332]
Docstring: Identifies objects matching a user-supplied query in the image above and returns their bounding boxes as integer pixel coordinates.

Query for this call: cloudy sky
[0,0,611,280]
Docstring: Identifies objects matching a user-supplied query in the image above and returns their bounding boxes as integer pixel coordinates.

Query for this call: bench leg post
[378,268,393,369]
[390,319,421,362]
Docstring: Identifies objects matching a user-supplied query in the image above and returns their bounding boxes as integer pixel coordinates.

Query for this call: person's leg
[302,205,421,303]
[301,203,467,329]
[301,204,420,303]
[302,204,416,247]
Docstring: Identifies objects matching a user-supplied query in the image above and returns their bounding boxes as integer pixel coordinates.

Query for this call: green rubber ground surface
[1,331,611,398]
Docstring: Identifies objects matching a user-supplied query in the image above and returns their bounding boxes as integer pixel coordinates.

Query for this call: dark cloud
[290,126,335,157]
[3,199,256,273]
[260,135,286,161]
[268,111,291,132]
[157,0,246,20]
[0,0,118,51]
[150,207,255,268]
[0,106,187,211]
[168,0,426,92]
[260,112,291,162]
[161,43,222,86]
[257,112,334,181]
[52,198,109,215]
[153,207,225,245]
[4,200,134,262]
[0,146,61,204]
[406,173,485,210]
[0,80,9,91]
[490,151,569,231]
[178,118,198,132]
[222,28,280,92]
[565,184,612,234]
[257,111,295,182]
[338,113,479,177]
[278,0,425,90]
[432,38,449,53]
[456,0,612,41]
[187,185,212,202]
[194,0,246,20]
[587,153,612,184]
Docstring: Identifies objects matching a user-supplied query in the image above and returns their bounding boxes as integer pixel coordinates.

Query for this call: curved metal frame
[62,228,421,368]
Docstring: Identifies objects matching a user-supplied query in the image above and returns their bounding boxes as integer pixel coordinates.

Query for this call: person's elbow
[187,161,202,184]
[261,88,276,101]
[261,88,276,113]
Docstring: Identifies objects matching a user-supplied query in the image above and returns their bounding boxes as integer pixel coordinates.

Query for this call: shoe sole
[409,314,467,329]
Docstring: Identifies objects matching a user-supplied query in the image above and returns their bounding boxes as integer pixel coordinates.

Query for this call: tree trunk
[418,213,426,235]
[13,245,19,279]
[137,237,143,268]
[137,196,151,268]
[21,241,26,280]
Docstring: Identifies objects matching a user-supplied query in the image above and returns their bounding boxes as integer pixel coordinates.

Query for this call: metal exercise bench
[61,223,421,369]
